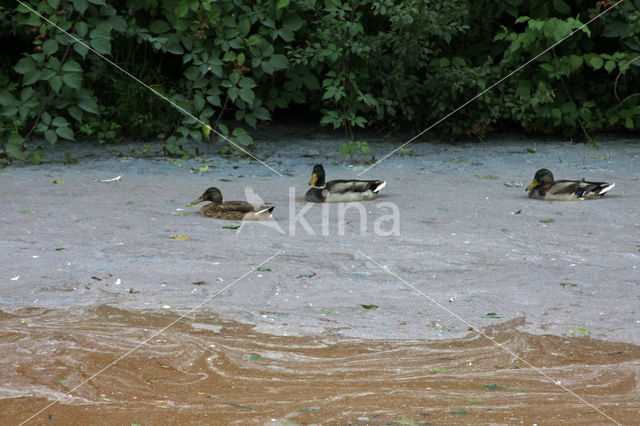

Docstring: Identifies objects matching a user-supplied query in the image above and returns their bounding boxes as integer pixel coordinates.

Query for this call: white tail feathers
[599,182,615,195]
[374,180,387,192]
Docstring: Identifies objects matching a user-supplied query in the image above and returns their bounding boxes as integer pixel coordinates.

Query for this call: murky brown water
[1,306,638,425]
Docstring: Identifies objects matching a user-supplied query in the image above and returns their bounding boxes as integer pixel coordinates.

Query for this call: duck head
[191,187,223,204]
[309,164,326,187]
[527,168,554,191]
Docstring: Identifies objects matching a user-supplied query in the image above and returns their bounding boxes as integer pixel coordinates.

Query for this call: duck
[190,187,275,220]
[305,164,386,203]
[526,168,615,200]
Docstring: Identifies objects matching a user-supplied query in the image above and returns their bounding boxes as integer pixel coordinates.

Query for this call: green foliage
[339,139,374,163]
[1,0,639,164]
[492,0,640,137]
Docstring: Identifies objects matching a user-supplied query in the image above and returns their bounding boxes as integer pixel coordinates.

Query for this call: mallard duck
[190,187,274,220]
[305,164,386,203]
[526,168,615,200]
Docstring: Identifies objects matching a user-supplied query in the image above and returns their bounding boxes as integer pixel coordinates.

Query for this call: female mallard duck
[526,168,615,200]
[305,164,386,203]
[190,187,274,220]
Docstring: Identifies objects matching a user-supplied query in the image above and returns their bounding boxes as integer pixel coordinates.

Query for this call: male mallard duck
[305,164,386,203]
[526,168,615,200]
[190,187,274,220]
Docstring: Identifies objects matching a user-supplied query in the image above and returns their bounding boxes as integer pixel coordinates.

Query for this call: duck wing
[326,179,386,194]
[218,201,259,213]
[549,180,614,198]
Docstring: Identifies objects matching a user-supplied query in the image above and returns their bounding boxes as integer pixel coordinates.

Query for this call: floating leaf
[192,281,206,286]
[399,147,413,152]
[52,179,66,184]
[467,397,485,403]
[55,247,65,251]
[539,218,554,223]
[560,281,577,288]
[526,144,537,153]
[20,209,33,214]
[172,211,192,216]
[431,367,451,373]
[65,153,80,164]
[257,267,271,272]
[484,312,503,319]
[361,304,379,310]
[219,178,233,182]
[474,174,497,179]
[451,409,467,415]
[392,419,415,425]
[568,328,589,334]
[20,319,32,324]
[315,308,332,315]
[297,272,317,278]
[230,403,251,409]
[170,235,190,239]
[300,407,319,413]
[483,384,521,391]
[190,165,210,173]
[222,225,240,230]
[248,354,265,360]
[129,288,140,294]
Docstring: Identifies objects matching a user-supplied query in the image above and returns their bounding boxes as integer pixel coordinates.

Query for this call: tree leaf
[239,87,255,104]
[52,116,70,127]
[0,90,16,106]
[283,13,303,31]
[268,54,288,71]
[552,0,571,15]
[55,126,74,140]
[604,60,616,73]
[585,54,603,70]
[44,129,58,143]
[89,37,111,55]
[78,96,99,114]
[68,105,83,122]
[50,75,63,93]
[62,72,82,89]
[62,60,83,72]
[150,20,171,34]
[23,70,42,86]
[43,39,59,55]
[14,57,36,75]
[227,87,239,102]
[238,77,256,89]
[73,43,89,58]
[302,72,320,90]
[76,21,88,38]
[73,0,88,14]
